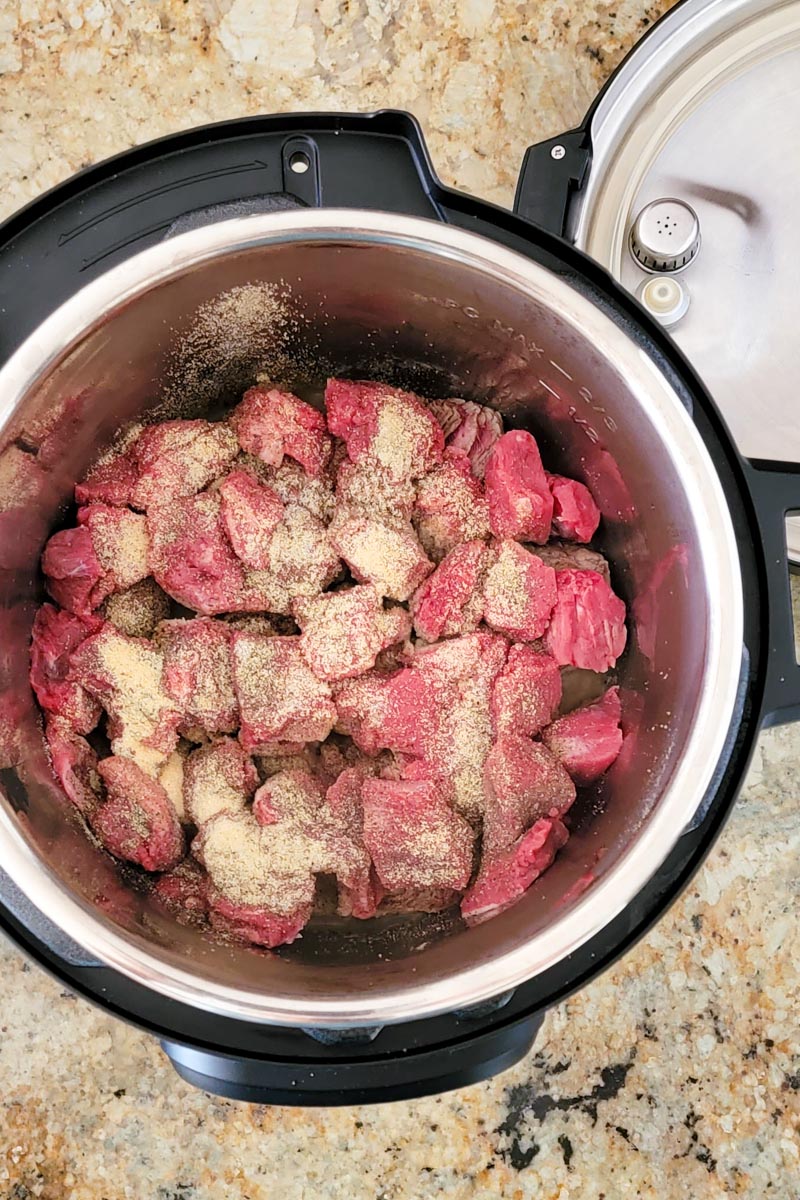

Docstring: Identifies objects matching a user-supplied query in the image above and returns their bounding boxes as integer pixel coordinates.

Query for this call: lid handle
[513,129,591,237]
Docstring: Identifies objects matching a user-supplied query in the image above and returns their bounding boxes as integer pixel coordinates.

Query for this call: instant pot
[0,0,798,1104]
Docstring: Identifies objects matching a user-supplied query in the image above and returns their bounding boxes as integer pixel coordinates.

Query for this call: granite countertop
[1,2,798,1197]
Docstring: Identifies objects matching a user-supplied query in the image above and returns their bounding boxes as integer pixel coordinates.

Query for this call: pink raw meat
[30,604,102,733]
[184,737,259,825]
[93,756,184,871]
[335,667,442,758]
[70,623,181,775]
[428,397,503,478]
[129,419,239,509]
[410,539,487,641]
[45,716,102,816]
[482,540,557,641]
[461,817,569,924]
[336,459,415,526]
[152,859,209,923]
[544,568,627,672]
[483,736,575,855]
[195,811,318,947]
[325,766,383,918]
[218,469,285,571]
[231,632,336,750]
[413,450,490,561]
[75,447,138,507]
[208,894,312,948]
[491,645,562,739]
[325,378,444,482]
[485,429,554,543]
[294,585,410,682]
[401,631,509,823]
[330,515,433,602]
[147,492,245,615]
[362,777,475,893]
[159,618,238,734]
[542,686,623,784]
[231,387,332,478]
[254,767,377,919]
[547,473,600,543]
[76,504,149,602]
[41,526,102,617]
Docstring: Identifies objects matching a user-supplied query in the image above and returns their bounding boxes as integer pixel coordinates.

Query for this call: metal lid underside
[570,0,800,560]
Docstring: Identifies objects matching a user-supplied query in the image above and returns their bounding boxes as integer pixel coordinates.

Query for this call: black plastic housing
[0,109,795,1105]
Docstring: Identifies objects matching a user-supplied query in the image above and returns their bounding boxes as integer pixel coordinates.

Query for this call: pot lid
[569,0,800,560]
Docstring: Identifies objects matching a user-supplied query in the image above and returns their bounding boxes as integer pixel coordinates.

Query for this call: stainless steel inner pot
[0,210,743,1026]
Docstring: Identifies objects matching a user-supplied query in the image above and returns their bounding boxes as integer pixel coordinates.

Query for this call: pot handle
[161,1010,543,1105]
[746,458,800,726]
[513,128,591,237]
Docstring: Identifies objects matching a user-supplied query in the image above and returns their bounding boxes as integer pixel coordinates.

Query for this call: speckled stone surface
[1,2,799,1197]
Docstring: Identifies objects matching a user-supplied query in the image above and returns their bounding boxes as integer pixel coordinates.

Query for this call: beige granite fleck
[2,1,799,1198]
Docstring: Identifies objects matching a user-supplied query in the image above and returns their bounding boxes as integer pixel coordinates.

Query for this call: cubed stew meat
[33,378,627,946]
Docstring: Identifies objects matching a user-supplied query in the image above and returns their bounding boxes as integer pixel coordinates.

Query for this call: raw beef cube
[260,503,340,597]
[41,526,102,617]
[544,569,627,672]
[231,632,336,750]
[30,604,102,733]
[331,515,432,602]
[196,811,317,944]
[410,540,487,641]
[336,459,415,526]
[45,716,102,816]
[324,766,384,918]
[491,645,562,739]
[75,446,138,507]
[147,492,245,615]
[547,473,600,543]
[483,736,575,855]
[532,541,611,583]
[218,469,285,571]
[77,504,149,601]
[335,668,442,758]
[542,686,623,784]
[158,747,188,820]
[70,624,180,776]
[482,540,557,641]
[103,578,170,638]
[254,767,379,917]
[428,397,503,478]
[413,450,490,561]
[129,419,239,509]
[253,767,325,828]
[404,631,509,823]
[325,378,444,482]
[93,756,184,871]
[231,387,332,477]
[253,457,336,523]
[362,777,475,892]
[158,618,238,734]
[294,585,411,682]
[152,859,209,923]
[209,895,312,948]
[461,817,569,924]
[485,429,553,543]
[184,737,258,825]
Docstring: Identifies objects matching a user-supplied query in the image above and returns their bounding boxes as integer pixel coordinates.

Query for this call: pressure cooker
[0,0,797,1104]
